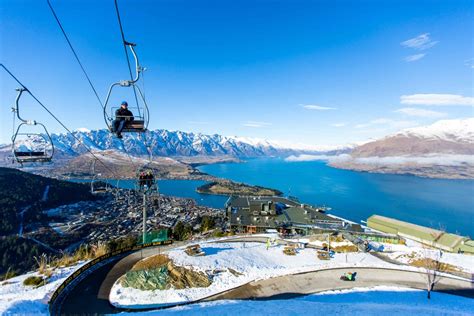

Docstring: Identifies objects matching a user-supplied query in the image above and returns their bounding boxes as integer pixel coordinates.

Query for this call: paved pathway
[207,267,474,301]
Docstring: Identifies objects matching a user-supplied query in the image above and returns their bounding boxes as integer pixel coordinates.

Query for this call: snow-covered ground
[110,241,419,308]
[119,286,474,316]
[382,242,474,274]
[0,262,87,315]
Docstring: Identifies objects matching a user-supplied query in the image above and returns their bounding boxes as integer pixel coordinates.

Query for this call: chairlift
[11,88,54,164]
[103,42,149,133]
[90,158,109,194]
[136,164,159,195]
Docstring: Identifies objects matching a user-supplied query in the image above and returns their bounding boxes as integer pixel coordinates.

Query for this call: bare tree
[421,226,445,299]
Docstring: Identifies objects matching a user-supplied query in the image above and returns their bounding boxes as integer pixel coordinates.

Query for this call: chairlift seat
[109,119,145,133]
[14,151,52,162]
[15,151,47,157]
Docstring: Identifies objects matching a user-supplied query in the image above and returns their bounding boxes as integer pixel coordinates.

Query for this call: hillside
[350,118,474,157]
[0,168,96,276]
[330,118,474,179]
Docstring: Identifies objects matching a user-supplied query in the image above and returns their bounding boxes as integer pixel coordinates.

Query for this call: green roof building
[367,215,474,254]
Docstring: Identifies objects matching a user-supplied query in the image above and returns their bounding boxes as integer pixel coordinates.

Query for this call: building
[367,215,474,254]
[226,196,363,234]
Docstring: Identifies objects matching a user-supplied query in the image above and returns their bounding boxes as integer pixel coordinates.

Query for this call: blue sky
[1,0,473,146]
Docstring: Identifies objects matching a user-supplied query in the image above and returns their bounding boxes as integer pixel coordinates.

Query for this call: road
[207,267,474,301]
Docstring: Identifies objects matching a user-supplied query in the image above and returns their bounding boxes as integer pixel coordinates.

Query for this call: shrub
[23,276,46,287]
[213,229,225,237]
[34,253,53,277]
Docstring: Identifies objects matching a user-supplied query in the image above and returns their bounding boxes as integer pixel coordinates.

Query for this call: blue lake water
[198,158,474,237]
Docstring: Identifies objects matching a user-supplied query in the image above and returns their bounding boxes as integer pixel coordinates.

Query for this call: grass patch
[332,245,359,253]
[409,258,460,273]
[23,276,46,287]
[131,254,170,272]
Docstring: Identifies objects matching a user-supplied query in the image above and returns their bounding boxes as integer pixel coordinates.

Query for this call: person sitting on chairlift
[113,101,134,138]
[145,171,154,188]
[139,171,146,190]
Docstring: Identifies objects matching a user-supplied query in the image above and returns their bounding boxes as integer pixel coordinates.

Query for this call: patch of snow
[396,118,474,143]
[382,243,474,274]
[119,287,474,316]
[0,261,88,315]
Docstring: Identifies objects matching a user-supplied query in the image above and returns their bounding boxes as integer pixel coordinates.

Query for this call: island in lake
[197,180,282,196]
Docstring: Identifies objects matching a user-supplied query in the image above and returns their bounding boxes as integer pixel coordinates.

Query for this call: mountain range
[1,118,472,179]
[0,128,350,159]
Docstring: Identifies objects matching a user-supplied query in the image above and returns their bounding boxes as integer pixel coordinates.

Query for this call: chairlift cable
[113,0,141,117]
[46,0,104,109]
[1,64,119,178]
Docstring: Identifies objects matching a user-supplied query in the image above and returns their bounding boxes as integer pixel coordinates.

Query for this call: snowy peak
[395,118,474,143]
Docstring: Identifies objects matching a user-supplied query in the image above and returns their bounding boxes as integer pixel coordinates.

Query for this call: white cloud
[286,153,474,166]
[355,118,418,130]
[285,154,351,162]
[400,94,474,106]
[401,33,438,50]
[301,104,336,110]
[465,58,474,69]
[394,107,447,118]
[404,53,426,62]
[331,122,346,127]
[353,154,474,166]
[242,121,272,128]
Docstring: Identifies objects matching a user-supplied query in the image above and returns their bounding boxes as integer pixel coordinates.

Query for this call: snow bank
[0,262,87,315]
[119,286,474,316]
[382,243,474,274]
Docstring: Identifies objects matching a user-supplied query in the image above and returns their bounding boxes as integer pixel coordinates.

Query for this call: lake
[198,158,474,237]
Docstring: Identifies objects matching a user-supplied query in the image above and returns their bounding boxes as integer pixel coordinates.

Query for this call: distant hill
[350,118,474,157]
[0,167,96,276]
[330,118,474,179]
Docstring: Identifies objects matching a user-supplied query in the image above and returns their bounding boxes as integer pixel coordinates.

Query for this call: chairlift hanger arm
[13,88,34,124]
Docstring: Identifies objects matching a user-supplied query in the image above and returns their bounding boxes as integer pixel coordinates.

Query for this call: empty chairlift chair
[90,159,109,194]
[11,88,54,164]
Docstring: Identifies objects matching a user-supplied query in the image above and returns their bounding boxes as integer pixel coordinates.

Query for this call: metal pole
[143,193,147,244]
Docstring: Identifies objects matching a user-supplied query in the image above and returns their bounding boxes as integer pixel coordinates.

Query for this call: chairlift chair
[103,42,149,133]
[90,159,109,194]
[11,88,54,164]
[136,164,159,195]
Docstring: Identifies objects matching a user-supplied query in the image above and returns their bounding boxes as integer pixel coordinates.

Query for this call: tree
[421,226,445,300]
[200,216,216,232]
[173,221,193,241]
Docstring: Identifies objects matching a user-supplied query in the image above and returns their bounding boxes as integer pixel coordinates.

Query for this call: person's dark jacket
[115,107,134,121]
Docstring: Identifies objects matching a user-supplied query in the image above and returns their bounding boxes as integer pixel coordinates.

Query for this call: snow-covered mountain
[350,118,474,157]
[397,118,474,144]
[328,118,474,179]
[0,129,351,160]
